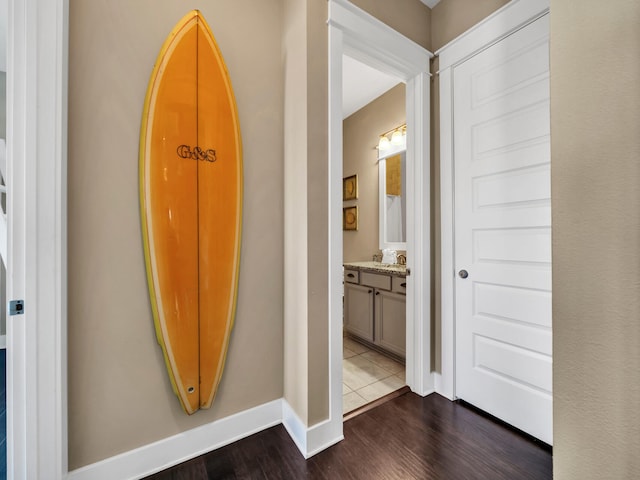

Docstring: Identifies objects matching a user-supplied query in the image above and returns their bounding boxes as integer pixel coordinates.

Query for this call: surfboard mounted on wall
[139,10,243,415]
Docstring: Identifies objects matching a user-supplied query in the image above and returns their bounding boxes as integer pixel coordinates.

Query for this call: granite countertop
[343,261,407,276]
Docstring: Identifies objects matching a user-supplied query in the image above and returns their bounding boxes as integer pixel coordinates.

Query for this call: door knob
[458,269,469,279]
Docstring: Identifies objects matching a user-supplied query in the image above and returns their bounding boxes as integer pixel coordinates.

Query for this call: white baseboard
[414,386,436,398]
[281,400,343,459]
[433,372,455,401]
[66,399,283,480]
[306,416,344,458]
[66,398,345,479]
[281,399,309,456]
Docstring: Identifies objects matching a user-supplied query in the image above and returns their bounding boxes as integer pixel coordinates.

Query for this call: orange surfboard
[139,10,242,415]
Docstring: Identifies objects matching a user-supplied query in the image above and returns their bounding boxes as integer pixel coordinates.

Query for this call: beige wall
[351,0,431,50]
[283,0,310,426]
[429,0,508,371]
[282,0,332,427]
[306,0,330,426]
[551,0,640,477]
[431,0,509,51]
[282,0,330,427]
[343,84,405,262]
[67,0,284,469]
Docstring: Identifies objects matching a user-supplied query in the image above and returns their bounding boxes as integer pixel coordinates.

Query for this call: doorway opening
[328,0,433,432]
[340,56,407,415]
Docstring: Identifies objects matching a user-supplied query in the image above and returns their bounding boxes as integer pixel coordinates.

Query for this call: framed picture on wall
[343,206,358,231]
[343,174,358,201]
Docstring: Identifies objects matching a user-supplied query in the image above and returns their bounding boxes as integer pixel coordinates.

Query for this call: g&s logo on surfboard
[177,144,217,163]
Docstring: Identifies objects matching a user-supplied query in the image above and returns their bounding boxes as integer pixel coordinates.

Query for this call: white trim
[306,414,344,457]
[0,211,6,266]
[282,400,344,459]
[67,399,283,480]
[436,0,550,71]
[436,0,549,402]
[326,12,346,455]
[7,0,68,478]
[0,137,6,266]
[0,139,6,181]
[282,399,309,456]
[436,65,455,400]
[329,0,433,405]
[404,72,432,396]
[377,141,406,161]
[328,0,432,81]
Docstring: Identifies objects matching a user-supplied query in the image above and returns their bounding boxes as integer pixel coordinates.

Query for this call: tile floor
[343,336,405,414]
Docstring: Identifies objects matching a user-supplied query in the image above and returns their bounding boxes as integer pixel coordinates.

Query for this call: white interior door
[453,14,552,444]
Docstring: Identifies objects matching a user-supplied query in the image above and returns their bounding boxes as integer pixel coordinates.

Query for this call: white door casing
[7,0,68,477]
[328,0,433,425]
[453,14,552,444]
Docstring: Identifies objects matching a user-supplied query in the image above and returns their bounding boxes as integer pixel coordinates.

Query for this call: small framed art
[343,174,358,201]
[343,206,358,231]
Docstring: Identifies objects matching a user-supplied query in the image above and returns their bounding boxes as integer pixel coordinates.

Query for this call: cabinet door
[344,283,374,342]
[374,290,406,357]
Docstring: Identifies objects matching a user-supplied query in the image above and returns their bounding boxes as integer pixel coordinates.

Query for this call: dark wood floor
[146,392,552,480]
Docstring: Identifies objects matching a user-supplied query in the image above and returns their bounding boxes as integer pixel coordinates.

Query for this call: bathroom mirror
[378,142,406,251]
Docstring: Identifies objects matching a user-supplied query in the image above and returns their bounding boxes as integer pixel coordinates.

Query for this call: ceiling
[342,55,401,119]
[420,0,441,7]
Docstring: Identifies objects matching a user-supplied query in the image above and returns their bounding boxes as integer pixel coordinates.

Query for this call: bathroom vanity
[343,262,406,359]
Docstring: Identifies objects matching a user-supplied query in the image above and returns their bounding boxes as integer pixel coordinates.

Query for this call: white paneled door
[453,15,552,444]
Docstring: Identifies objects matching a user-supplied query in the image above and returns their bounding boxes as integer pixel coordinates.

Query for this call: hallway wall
[67,0,285,469]
[350,0,431,50]
[551,0,640,477]
[66,0,435,469]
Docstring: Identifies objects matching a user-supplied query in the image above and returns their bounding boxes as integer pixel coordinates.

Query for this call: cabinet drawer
[392,276,407,294]
[344,269,360,284]
[361,271,391,291]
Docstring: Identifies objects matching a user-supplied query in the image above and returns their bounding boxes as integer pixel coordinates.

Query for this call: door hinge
[9,300,24,316]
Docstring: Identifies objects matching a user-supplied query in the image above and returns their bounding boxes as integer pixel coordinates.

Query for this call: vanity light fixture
[391,129,403,146]
[378,135,391,151]
[376,123,407,151]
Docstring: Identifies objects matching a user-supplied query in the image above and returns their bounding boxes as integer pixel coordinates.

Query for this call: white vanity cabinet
[344,266,406,358]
